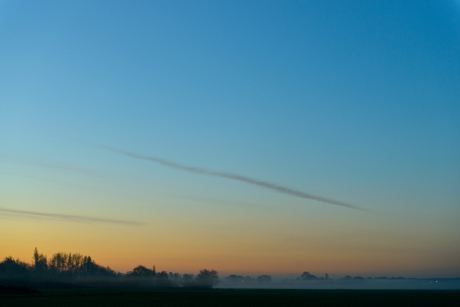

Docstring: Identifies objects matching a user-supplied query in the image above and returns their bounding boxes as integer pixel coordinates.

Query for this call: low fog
[217,275,460,290]
[2,250,458,290]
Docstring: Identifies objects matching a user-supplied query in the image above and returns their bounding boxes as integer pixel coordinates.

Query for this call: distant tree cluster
[257,275,272,283]
[341,275,406,280]
[0,248,117,288]
[0,248,116,278]
[0,248,219,289]
[2,250,416,289]
[300,272,317,280]
[223,275,256,284]
[221,274,276,286]
[296,271,331,281]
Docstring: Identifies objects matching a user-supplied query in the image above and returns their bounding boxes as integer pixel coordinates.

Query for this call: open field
[1,289,460,307]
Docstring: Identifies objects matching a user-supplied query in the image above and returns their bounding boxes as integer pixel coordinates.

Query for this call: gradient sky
[1,0,459,278]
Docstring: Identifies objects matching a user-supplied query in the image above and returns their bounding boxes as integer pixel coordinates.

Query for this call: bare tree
[196,269,219,288]
[32,248,48,272]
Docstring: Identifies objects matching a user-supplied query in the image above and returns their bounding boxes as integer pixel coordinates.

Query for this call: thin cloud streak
[0,155,111,178]
[95,144,364,211]
[0,208,143,226]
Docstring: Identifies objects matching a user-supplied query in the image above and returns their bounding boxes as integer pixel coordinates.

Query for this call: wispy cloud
[91,143,364,211]
[0,155,110,178]
[0,208,143,226]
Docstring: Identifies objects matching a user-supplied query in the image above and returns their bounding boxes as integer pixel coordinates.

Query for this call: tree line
[0,248,218,289]
[1,249,411,289]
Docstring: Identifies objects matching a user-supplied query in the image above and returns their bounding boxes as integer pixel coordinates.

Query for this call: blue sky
[1,1,459,277]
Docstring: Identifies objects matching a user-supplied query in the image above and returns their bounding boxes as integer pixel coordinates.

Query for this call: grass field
[1,289,460,307]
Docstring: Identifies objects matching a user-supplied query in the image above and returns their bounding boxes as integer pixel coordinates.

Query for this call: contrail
[93,144,363,211]
[0,208,143,226]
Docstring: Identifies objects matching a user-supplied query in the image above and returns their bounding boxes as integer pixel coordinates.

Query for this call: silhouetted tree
[300,271,317,280]
[225,275,245,283]
[196,269,219,288]
[256,275,272,283]
[243,276,255,284]
[67,253,85,274]
[182,274,195,287]
[32,248,47,273]
[0,257,29,277]
[154,270,171,287]
[127,265,155,277]
[49,252,69,273]
[168,272,182,286]
[223,274,255,285]
[79,256,115,277]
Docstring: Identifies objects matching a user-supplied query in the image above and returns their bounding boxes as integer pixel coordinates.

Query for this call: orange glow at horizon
[1,212,458,278]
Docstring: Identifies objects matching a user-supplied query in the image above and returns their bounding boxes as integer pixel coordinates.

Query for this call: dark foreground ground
[1,288,459,307]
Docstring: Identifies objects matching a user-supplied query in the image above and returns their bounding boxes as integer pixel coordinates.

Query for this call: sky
[1,0,459,278]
